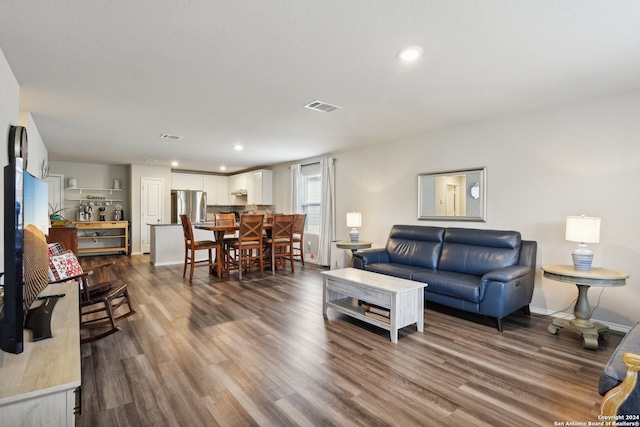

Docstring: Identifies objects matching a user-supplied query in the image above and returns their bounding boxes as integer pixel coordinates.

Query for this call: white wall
[48,161,129,222]
[0,47,20,273]
[19,111,48,179]
[274,89,640,329]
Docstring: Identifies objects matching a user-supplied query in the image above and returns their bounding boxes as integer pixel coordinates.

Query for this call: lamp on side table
[346,212,362,243]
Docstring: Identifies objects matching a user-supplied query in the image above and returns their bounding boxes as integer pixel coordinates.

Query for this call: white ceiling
[1,1,640,173]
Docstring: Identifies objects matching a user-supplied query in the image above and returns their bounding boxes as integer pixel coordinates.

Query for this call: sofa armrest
[601,352,640,416]
[482,265,530,284]
[353,248,390,269]
[479,265,533,308]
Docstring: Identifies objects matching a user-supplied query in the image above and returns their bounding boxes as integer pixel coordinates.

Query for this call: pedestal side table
[542,264,628,350]
[336,240,372,267]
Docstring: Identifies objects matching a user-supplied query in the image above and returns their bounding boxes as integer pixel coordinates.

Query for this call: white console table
[0,281,81,426]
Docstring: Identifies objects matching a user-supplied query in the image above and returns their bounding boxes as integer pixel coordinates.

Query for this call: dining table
[195,222,273,277]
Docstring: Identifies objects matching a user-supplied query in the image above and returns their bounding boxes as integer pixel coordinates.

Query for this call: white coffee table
[322,268,426,343]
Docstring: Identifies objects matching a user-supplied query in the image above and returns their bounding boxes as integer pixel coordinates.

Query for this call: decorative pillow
[48,242,66,257]
[48,250,84,282]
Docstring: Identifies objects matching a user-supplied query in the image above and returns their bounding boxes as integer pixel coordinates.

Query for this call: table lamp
[565,215,601,271]
[347,212,362,243]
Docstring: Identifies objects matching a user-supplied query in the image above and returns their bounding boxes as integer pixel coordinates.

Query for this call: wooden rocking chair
[48,244,136,343]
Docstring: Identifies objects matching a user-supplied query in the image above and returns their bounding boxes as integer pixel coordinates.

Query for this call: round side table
[542,264,628,350]
[336,240,372,267]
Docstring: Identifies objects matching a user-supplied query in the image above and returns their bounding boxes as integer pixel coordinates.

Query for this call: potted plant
[49,204,68,227]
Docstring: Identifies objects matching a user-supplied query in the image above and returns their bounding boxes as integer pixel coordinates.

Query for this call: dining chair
[266,214,295,275]
[292,213,306,266]
[232,214,264,279]
[214,212,238,272]
[47,241,136,343]
[265,213,275,224]
[180,214,221,282]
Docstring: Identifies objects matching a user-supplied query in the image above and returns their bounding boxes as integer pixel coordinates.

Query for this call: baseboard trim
[530,306,632,333]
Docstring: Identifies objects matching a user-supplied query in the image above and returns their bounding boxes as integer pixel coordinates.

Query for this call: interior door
[446,184,457,216]
[46,173,64,217]
[141,177,163,254]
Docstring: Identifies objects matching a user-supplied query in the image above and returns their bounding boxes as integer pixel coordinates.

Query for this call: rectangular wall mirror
[418,167,486,221]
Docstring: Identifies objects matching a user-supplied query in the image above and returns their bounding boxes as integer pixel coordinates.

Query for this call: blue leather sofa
[353,225,537,331]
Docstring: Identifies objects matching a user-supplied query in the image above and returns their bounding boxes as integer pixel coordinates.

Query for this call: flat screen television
[1,131,51,354]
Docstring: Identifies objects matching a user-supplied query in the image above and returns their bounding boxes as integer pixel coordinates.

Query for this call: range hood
[230,189,247,196]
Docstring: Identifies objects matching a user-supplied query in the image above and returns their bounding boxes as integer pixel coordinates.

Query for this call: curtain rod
[290,157,336,168]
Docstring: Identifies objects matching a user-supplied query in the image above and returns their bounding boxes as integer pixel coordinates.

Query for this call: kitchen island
[149,223,216,266]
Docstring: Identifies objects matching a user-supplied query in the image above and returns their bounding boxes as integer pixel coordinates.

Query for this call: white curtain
[290,163,302,214]
[317,157,335,266]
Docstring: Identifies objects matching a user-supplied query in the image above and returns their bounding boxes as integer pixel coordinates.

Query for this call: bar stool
[266,214,295,275]
[232,214,264,279]
[180,215,221,282]
[292,214,306,265]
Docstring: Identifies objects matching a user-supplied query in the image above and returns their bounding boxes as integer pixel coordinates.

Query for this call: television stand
[24,295,64,341]
[0,282,81,425]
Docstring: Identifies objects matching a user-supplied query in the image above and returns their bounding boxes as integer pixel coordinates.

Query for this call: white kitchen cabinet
[216,176,229,205]
[228,173,248,205]
[171,173,203,191]
[228,173,247,194]
[202,175,230,205]
[202,175,218,204]
[247,170,273,205]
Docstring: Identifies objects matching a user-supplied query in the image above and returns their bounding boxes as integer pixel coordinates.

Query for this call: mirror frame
[417,167,487,222]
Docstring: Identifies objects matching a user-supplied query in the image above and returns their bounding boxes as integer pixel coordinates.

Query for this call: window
[300,163,321,235]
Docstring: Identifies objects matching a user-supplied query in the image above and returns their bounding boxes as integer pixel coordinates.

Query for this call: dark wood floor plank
[74,254,622,427]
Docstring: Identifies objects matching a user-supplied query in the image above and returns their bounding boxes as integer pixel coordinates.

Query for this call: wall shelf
[65,187,122,205]
[65,187,122,193]
[66,198,123,202]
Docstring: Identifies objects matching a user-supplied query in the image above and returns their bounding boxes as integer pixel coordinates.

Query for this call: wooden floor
[76,254,622,427]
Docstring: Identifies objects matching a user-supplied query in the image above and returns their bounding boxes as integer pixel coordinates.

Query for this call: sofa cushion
[600,322,640,396]
[412,270,482,303]
[364,263,432,280]
[386,225,444,269]
[439,228,521,276]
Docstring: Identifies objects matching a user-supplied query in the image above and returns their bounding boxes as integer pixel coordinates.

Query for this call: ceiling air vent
[304,100,341,113]
[160,133,183,140]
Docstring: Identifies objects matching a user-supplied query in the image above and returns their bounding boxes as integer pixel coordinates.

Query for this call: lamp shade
[565,215,601,243]
[346,212,362,228]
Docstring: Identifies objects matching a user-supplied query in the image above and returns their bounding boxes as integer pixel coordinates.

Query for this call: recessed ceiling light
[171,161,179,167]
[234,144,243,151]
[397,46,423,61]
[220,166,226,171]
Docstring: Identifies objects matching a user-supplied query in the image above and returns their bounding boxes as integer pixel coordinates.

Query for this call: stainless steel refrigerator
[171,190,207,224]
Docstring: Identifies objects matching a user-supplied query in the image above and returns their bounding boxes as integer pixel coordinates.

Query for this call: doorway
[46,173,65,219]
